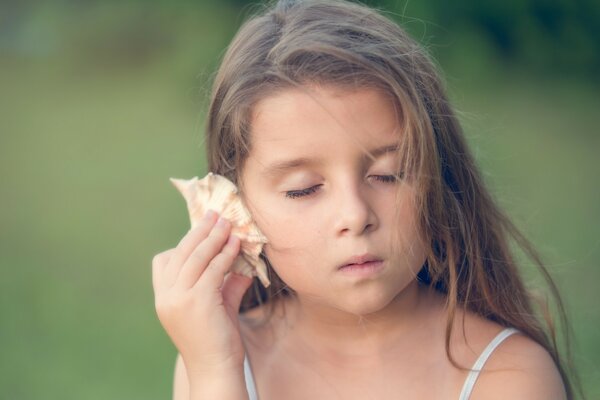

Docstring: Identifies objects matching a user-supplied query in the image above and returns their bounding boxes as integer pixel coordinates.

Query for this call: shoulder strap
[458,327,519,400]
[244,355,259,400]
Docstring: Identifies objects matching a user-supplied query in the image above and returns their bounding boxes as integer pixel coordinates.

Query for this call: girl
[152,0,577,399]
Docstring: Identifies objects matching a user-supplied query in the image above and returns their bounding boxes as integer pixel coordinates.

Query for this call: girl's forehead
[249,85,401,156]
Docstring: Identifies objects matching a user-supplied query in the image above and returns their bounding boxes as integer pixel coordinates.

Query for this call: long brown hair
[204,0,579,397]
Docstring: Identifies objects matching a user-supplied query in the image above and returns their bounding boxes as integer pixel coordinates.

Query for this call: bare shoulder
[468,328,567,400]
[172,353,189,400]
[435,301,568,400]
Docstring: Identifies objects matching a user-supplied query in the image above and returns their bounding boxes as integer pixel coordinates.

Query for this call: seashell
[169,172,270,287]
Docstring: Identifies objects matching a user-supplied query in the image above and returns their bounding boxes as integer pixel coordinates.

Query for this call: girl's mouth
[338,260,384,277]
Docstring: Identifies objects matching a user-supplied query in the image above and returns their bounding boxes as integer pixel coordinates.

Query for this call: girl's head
[204,0,575,396]
[206,0,453,306]
[240,84,428,317]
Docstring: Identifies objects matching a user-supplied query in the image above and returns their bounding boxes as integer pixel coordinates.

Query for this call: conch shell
[170,172,270,287]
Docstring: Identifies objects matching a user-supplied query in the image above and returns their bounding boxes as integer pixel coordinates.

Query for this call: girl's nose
[334,181,378,236]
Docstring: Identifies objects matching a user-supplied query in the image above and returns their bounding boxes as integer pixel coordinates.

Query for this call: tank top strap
[244,354,259,400]
[458,327,520,400]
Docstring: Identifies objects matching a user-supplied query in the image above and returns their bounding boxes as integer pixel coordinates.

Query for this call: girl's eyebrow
[262,142,400,178]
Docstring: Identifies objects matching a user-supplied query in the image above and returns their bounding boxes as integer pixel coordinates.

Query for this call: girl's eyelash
[285,185,321,199]
[284,174,403,199]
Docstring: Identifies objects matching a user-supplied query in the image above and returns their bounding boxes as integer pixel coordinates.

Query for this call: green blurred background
[1,0,598,398]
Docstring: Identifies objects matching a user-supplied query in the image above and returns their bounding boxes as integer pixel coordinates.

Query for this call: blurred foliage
[224,0,600,76]
[0,0,598,399]
[2,0,600,77]
[377,0,600,76]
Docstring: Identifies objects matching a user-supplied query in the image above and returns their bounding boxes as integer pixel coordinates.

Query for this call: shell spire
[170,173,270,287]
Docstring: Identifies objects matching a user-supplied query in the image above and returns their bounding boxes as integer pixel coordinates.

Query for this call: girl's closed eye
[284,173,404,199]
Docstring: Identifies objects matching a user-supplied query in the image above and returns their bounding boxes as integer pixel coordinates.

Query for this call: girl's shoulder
[450,306,567,399]
[416,291,566,398]
[470,333,566,399]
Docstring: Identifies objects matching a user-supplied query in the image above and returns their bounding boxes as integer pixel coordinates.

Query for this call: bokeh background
[1,0,598,398]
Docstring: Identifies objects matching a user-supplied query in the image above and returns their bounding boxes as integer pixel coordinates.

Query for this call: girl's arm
[152,211,253,400]
[173,353,249,400]
[172,354,188,400]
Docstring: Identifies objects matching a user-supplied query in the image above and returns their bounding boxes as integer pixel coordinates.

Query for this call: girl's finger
[221,268,253,316]
[193,233,241,292]
[175,217,233,289]
[162,210,219,287]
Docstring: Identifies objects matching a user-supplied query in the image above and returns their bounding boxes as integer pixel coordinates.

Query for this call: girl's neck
[277,282,443,363]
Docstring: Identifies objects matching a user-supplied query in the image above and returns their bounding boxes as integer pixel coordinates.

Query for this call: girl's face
[240,85,427,316]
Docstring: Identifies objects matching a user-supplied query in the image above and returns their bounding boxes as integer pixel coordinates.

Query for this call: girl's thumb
[222,272,254,313]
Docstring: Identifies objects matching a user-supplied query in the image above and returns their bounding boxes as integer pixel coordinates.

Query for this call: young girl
[152,0,577,399]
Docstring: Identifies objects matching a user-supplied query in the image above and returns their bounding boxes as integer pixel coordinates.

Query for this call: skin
[153,213,253,400]
[236,85,445,397]
[159,85,567,399]
[239,84,429,355]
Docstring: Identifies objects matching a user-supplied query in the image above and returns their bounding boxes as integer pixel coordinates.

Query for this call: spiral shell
[170,173,270,287]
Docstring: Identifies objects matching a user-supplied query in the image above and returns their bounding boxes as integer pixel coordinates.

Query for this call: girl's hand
[152,210,254,377]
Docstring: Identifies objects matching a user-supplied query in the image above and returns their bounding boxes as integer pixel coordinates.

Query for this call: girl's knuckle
[152,249,172,267]
[208,254,230,273]
[221,244,237,257]
[189,248,209,266]
[204,260,217,273]
[205,257,223,273]
[209,225,230,239]
[192,240,222,262]
[152,253,163,267]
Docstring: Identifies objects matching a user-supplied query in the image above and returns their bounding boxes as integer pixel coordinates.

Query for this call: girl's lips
[338,260,384,277]
[339,253,381,268]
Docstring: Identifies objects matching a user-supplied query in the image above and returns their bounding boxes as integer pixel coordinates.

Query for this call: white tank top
[243,327,519,400]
